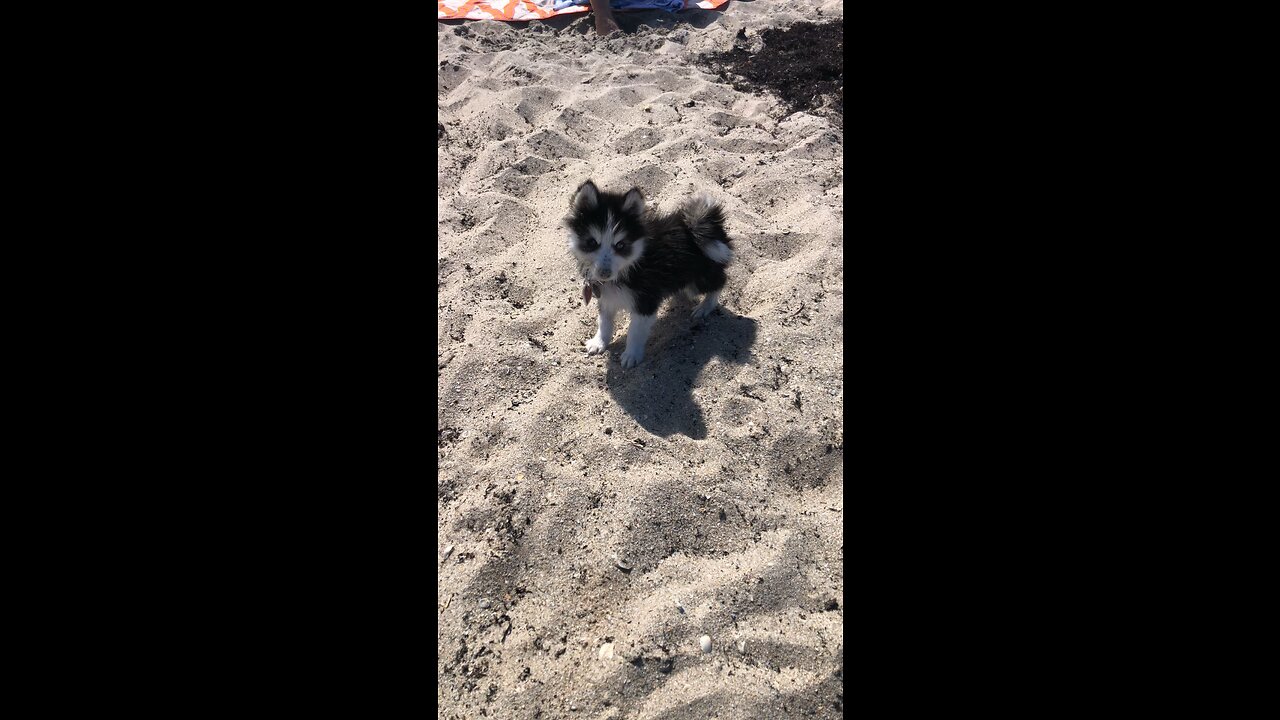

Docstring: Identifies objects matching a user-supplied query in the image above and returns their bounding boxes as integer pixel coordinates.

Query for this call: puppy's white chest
[598,283,636,314]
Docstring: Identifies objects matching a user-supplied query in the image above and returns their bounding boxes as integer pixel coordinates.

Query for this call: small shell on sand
[440,544,454,563]
[699,635,712,654]
[598,642,614,660]
[737,639,746,654]
[614,555,632,572]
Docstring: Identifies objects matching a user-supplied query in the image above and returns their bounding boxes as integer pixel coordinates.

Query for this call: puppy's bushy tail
[680,193,733,266]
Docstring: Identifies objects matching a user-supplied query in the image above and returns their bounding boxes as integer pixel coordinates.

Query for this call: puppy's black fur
[568,181,732,315]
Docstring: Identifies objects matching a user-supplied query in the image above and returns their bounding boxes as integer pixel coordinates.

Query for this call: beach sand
[438,2,844,716]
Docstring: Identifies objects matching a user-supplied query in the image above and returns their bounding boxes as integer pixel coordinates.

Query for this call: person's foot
[594,17,621,35]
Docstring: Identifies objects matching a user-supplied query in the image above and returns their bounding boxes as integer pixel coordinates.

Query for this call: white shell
[699,635,712,654]
[598,642,615,660]
[440,544,455,562]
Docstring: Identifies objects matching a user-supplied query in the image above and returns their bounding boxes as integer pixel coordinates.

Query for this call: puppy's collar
[582,279,612,306]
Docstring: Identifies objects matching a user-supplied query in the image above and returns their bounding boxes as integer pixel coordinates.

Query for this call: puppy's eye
[585,238,599,249]
[614,241,626,251]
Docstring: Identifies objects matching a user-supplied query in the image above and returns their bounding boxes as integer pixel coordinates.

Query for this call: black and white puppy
[566,180,734,368]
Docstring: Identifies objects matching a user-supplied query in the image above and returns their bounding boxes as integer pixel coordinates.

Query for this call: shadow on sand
[439,6,729,34]
[604,297,757,439]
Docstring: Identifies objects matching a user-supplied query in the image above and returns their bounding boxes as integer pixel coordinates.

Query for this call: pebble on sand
[699,635,712,653]
[598,642,614,660]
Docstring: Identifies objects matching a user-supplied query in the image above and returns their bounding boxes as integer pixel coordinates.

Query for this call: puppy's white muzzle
[592,243,616,281]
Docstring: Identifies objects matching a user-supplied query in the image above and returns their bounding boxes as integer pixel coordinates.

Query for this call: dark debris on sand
[700,20,844,119]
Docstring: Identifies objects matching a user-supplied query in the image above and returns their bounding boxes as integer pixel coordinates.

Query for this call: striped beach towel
[439,0,728,22]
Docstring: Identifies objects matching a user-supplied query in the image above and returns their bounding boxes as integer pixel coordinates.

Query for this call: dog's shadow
[604,298,758,439]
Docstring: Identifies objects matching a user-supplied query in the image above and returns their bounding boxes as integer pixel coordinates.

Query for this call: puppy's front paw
[585,336,607,355]
[620,347,645,368]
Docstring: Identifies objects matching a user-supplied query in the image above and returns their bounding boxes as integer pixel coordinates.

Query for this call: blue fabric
[548,0,687,13]
[610,0,685,11]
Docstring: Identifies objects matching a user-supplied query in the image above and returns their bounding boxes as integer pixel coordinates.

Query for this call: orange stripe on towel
[477,1,516,19]
[452,0,481,18]
[522,0,552,18]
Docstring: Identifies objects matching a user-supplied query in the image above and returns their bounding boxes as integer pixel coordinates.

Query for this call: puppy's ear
[574,180,599,210]
[622,187,645,215]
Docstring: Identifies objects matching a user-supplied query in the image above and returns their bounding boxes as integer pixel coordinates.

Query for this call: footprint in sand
[612,127,664,155]
[513,86,563,125]
[522,129,587,161]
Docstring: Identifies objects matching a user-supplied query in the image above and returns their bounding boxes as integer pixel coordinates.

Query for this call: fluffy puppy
[565,180,734,368]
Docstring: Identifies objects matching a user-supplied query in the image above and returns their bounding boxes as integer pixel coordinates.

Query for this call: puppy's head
[565,180,647,283]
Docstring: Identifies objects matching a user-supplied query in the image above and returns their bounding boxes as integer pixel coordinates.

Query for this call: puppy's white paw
[620,347,645,368]
[585,336,607,355]
[691,304,717,321]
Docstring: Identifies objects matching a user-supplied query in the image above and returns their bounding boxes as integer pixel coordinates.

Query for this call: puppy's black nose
[599,268,612,279]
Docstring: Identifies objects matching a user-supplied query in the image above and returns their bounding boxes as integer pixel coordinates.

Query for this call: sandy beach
[438,2,844,716]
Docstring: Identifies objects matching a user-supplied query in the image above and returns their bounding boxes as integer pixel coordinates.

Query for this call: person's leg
[588,0,620,35]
